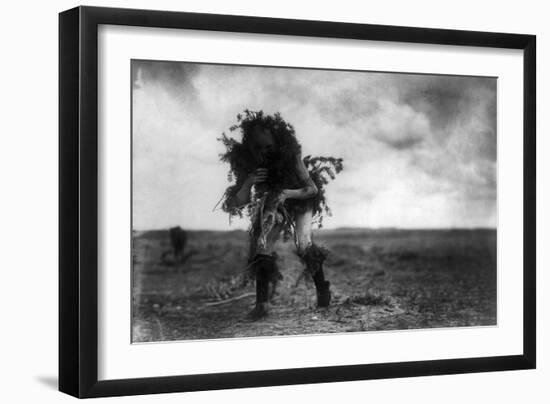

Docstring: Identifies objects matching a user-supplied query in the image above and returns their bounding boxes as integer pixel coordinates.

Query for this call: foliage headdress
[218,110,343,229]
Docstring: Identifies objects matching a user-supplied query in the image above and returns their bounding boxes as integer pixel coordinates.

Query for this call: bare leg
[294,209,314,254]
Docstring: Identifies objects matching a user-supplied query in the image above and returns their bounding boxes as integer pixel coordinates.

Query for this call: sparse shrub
[203,275,246,301]
[350,289,393,306]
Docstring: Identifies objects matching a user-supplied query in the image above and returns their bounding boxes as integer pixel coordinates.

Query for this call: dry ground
[132,228,496,342]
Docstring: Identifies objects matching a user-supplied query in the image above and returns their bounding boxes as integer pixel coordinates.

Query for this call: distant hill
[133,228,248,241]
[133,227,495,241]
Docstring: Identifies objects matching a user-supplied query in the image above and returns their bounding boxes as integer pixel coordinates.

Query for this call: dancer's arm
[281,153,318,201]
[227,168,268,208]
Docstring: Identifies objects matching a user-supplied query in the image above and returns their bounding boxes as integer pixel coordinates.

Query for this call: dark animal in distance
[169,226,187,262]
[160,226,197,269]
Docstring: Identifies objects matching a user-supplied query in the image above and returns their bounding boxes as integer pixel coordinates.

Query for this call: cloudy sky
[132,60,496,231]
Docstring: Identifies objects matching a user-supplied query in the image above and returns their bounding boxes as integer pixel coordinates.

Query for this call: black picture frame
[59,5,536,398]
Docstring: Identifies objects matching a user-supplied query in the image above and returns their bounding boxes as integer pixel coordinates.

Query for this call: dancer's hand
[231,169,267,208]
[247,168,268,185]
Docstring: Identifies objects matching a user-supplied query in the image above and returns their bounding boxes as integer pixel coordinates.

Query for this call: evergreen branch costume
[217,110,343,316]
[218,110,343,239]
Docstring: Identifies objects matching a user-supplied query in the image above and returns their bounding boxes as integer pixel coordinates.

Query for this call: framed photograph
[59,6,536,398]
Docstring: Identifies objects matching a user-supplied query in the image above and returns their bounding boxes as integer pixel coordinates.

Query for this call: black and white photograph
[1,0,545,401]
[131,60,497,342]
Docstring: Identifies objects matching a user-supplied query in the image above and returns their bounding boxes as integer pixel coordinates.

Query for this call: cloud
[132,60,200,103]
[382,136,423,150]
[131,61,497,230]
